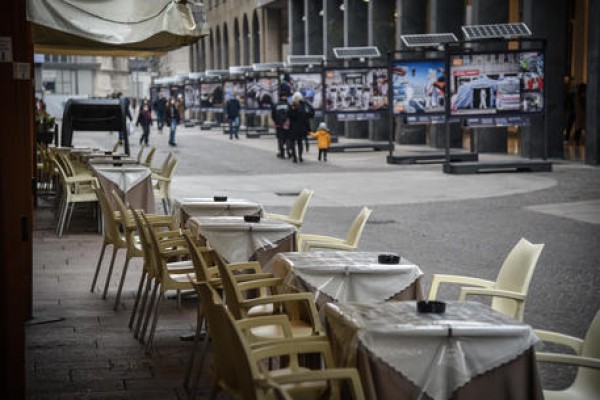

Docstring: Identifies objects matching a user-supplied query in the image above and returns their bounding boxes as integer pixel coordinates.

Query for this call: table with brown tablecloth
[324,301,543,400]
[189,216,296,266]
[93,165,155,213]
[266,252,424,308]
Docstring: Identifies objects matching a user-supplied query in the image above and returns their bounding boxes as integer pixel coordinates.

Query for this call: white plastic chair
[265,188,314,229]
[428,237,544,321]
[298,206,372,252]
[152,157,178,214]
[535,309,600,400]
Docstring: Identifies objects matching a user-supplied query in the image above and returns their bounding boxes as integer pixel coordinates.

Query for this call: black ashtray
[104,151,112,155]
[378,253,400,264]
[417,300,446,314]
[112,155,122,160]
[244,215,261,223]
[213,196,228,202]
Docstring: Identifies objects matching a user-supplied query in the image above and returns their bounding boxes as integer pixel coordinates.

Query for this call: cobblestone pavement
[28,125,600,398]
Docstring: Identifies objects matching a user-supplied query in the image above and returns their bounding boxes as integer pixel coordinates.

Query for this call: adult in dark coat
[287,92,310,163]
[271,94,290,158]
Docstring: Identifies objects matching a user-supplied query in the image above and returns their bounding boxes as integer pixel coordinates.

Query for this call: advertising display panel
[324,67,389,114]
[170,85,184,103]
[200,81,224,110]
[245,76,278,110]
[449,50,544,116]
[391,59,445,115]
[158,86,170,100]
[223,80,246,107]
[184,83,201,110]
[287,72,324,111]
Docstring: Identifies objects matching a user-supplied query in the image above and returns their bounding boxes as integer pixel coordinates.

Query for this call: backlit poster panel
[449,50,544,116]
[391,59,445,115]
[200,81,224,110]
[324,68,389,113]
[287,73,323,111]
[245,76,278,110]
[223,80,246,107]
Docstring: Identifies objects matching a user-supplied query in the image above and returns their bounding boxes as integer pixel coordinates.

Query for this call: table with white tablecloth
[93,165,155,213]
[173,197,263,227]
[324,301,543,400]
[189,216,296,266]
[266,252,424,307]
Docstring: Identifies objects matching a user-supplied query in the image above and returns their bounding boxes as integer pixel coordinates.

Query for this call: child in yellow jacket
[309,122,332,162]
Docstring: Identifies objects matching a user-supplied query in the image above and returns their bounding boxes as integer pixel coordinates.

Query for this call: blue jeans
[229,117,240,139]
[169,120,177,144]
[157,112,165,130]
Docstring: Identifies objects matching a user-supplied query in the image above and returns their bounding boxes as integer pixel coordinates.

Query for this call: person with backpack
[287,92,311,163]
[271,93,290,158]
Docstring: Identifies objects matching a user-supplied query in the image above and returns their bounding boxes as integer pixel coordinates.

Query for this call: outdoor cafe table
[324,301,543,400]
[266,252,424,307]
[92,165,155,213]
[188,216,296,266]
[173,197,263,227]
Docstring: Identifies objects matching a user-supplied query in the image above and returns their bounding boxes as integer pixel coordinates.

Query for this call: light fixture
[339,4,345,12]
[319,9,323,16]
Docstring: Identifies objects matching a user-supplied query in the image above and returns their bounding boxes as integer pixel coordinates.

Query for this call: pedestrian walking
[573,83,587,145]
[136,103,152,146]
[310,122,332,162]
[287,92,311,163]
[271,93,290,158]
[117,93,132,144]
[224,93,241,139]
[153,94,167,132]
[165,97,180,146]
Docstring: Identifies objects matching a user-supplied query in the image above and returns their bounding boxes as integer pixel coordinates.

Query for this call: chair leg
[102,247,119,299]
[184,305,207,391]
[134,275,153,339]
[145,291,164,354]
[140,281,159,343]
[113,256,132,310]
[129,269,147,329]
[91,243,108,292]
[65,202,76,233]
[162,198,168,215]
[55,198,65,235]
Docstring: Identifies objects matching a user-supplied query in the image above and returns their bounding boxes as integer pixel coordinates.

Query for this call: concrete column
[521,0,569,159]
[264,8,282,62]
[466,0,509,153]
[305,0,323,55]
[368,0,396,141]
[393,1,428,145]
[585,0,599,165]
[289,0,305,55]
[344,0,369,139]
[324,0,345,137]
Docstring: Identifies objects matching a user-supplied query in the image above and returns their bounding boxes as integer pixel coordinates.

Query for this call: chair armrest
[152,175,171,182]
[299,234,340,243]
[536,352,600,370]
[228,261,263,273]
[534,329,584,353]
[459,287,526,302]
[236,277,285,292]
[251,339,332,361]
[303,241,355,252]
[428,274,495,300]
[265,213,301,227]
[66,175,97,185]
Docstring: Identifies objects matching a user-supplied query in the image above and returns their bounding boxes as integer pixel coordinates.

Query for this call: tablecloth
[324,301,543,400]
[93,165,155,213]
[189,216,296,265]
[173,197,263,227]
[267,252,423,304]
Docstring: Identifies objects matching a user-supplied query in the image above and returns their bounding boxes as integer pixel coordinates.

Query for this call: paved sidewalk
[27,125,600,398]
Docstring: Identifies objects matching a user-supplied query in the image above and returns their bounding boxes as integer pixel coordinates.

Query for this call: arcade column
[323,0,345,138]
[428,0,465,149]
[585,0,599,165]
[289,0,305,55]
[305,0,323,55]
[521,0,569,159]
[368,0,395,141]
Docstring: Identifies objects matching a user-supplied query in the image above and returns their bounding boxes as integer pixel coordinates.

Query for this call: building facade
[188,0,599,165]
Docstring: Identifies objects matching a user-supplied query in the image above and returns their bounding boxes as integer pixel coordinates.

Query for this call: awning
[27,0,208,57]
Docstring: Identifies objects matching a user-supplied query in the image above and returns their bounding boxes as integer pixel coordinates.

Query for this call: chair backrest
[195,282,257,399]
[214,257,247,320]
[164,157,178,179]
[56,151,76,177]
[143,146,156,167]
[288,188,314,222]
[493,237,544,319]
[182,232,219,283]
[345,206,372,246]
[129,208,159,277]
[575,309,600,391]
[112,142,120,153]
[157,152,173,174]
[94,187,124,245]
[136,146,145,163]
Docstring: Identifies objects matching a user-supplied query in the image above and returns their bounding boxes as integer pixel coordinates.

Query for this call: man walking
[224,93,241,140]
[271,93,290,158]
[153,93,167,132]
